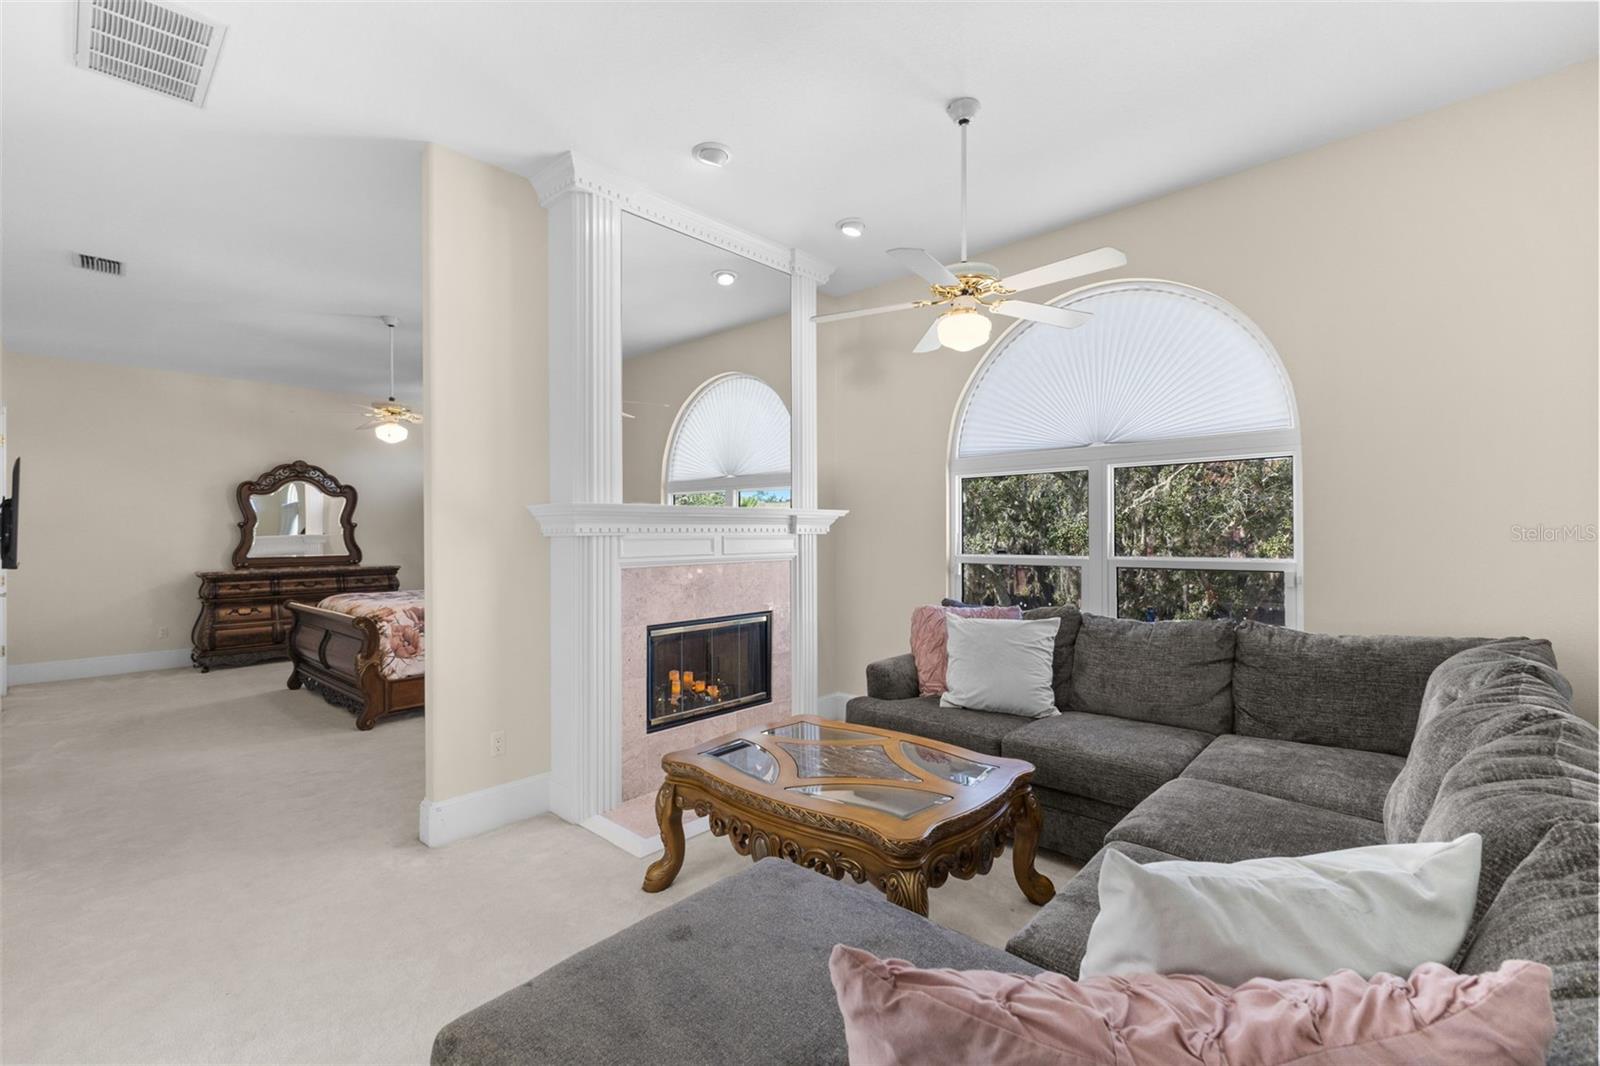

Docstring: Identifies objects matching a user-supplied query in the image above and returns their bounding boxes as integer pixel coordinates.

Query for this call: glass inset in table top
[702,739,779,784]
[788,784,952,819]
[764,722,877,742]
[899,741,996,786]
[776,741,918,782]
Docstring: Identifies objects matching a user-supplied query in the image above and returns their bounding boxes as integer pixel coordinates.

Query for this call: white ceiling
[3,1,1594,394]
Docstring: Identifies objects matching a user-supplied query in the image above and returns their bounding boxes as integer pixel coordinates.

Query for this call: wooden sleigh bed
[286,591,424,730]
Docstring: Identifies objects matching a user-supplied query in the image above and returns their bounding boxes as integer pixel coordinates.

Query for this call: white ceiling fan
[355,315,423,443]
[814,97,1127,353]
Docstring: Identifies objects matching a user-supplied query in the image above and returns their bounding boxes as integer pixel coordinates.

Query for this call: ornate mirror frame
[232,459,362,569]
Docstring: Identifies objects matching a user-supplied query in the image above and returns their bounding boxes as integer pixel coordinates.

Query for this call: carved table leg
[286,667,303,690]
[1011,789,1056,905]
[642,782,686,893]
[880,868,930,916]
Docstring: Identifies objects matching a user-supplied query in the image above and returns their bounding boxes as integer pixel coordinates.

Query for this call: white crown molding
[528,503,846,538]
[529,151,834,284]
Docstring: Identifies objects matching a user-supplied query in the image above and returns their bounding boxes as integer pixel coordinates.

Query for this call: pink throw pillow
[829,944,1554,1066]
[909,604,1022,696]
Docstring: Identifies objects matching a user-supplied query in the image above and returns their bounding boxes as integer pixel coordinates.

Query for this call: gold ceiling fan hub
[928,266,1016,308]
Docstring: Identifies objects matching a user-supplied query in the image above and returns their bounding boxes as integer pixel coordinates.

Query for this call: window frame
[950,430,1302,626]
[661,372,791,505]
[947,279,1303,628]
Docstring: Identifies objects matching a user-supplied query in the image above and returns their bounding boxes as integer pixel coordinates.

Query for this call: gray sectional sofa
[853,610,1598,1064]
[434,612,1598,1065]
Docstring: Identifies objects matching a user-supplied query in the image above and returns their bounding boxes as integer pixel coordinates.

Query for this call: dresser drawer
[212,623,277,649]
[340,573,397,591]
[211,580,274,600]
[276,578,339,598]
[215,603,274,623]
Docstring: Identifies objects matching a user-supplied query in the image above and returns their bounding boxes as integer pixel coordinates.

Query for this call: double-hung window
[950,281,1303,626]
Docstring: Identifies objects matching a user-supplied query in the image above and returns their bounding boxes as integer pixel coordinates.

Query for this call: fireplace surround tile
[620,560,792,802]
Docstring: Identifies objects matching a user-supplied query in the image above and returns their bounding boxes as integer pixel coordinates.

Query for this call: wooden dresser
[190,565,400,671]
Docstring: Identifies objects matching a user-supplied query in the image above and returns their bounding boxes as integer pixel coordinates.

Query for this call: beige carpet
[2,664,1077,1064]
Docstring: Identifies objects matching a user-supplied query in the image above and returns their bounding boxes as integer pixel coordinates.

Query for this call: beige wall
[421,145,550,803]
[0,351,424,666]
[621,313,791,504]
[818,61,1600,720]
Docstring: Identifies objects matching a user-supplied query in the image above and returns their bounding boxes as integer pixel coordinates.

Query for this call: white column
[790,263,820,716]
[537,158,624,823]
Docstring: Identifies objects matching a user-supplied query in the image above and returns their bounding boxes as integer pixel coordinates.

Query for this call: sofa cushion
[1458,821,1598,1066]
[1418,714,1599,923]
[1233,623,1487,756]
[1181,734,1404,821]
[1002,712,1211,808]
[1006,840,1179,977]
[1022,605,1083,710]
[1108,778,1385,862]
[1385,639,1572,842]
[1066,614,1235,733]
[844,695,1033,756]
[431,860,1038,1066]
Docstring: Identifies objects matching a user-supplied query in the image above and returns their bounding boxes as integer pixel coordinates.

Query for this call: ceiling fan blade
[813,301,923,324]
[912,317,943,353]
[887,247,960,287]
[991,300,1092,329]
[1000,247,1127,293]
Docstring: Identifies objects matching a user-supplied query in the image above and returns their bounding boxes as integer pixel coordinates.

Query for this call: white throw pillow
[939,615,1060,718]
[1080,834,1482,985]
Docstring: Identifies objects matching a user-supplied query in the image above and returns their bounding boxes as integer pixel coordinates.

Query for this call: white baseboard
[9,649,192,686]
[419,772,551,847]
[581,811,711,858]
[817,691,855,720]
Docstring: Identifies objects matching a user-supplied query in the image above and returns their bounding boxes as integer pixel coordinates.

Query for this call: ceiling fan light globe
[375,422,408,444]
[936,309,992,352]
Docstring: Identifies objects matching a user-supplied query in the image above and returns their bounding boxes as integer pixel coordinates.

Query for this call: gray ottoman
[432,859,1039,1066]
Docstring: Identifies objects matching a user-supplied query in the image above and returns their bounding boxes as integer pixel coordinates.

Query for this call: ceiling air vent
[76,253,124,277]
[74,0,227,107]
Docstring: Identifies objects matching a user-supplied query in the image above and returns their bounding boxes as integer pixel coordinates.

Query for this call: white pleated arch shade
[665,373,791,492]
[956,281,1296,459]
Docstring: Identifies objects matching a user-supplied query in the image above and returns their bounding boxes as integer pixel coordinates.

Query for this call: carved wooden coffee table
[641,715,1054,916]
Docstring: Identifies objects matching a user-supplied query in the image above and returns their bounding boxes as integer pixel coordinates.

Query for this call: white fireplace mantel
[529,503,847,567]
[528,503,846,537]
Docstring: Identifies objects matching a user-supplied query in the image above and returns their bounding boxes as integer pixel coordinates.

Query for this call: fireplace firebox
[646,611,772,732]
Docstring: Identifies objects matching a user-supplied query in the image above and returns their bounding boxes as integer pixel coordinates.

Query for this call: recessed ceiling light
[712,269,738,286]
[692,142,732,168]
[836,218,867,238]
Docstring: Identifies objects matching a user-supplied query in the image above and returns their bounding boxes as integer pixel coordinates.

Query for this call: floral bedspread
[318,589,425,680]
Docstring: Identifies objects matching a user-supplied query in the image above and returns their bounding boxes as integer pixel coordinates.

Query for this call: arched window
[950,280,1302,626]
[664,373,792,507]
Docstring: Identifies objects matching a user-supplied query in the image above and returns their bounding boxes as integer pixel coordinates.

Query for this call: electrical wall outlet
[157,626,169,639]
[490,731,506,757]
